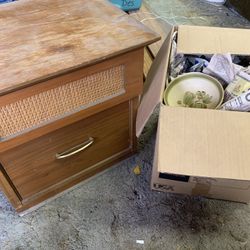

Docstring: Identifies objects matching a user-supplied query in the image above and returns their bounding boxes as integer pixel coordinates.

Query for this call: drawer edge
[0,89,142,153]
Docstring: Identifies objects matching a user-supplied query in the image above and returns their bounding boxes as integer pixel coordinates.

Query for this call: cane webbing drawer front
[0,102,132,200]
[0,65,125,140]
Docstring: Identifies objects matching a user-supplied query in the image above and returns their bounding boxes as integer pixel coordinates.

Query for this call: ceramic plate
[164,73,224,109]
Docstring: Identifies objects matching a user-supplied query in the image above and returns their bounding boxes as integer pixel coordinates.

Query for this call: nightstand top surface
[0,0,159,95]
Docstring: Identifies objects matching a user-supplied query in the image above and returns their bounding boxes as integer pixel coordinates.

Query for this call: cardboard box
[136,24,250,203]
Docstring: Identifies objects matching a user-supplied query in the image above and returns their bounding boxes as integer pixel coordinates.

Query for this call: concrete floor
[1,1,250,249]
[145,0,250,27]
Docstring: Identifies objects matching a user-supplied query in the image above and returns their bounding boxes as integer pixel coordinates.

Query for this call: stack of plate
[164,73,224,109]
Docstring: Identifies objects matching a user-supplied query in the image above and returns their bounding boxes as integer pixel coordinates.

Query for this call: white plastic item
[205,0,226,4]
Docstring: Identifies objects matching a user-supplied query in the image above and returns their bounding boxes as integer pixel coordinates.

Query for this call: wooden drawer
[0,49,143,144]
[0,101,135,203]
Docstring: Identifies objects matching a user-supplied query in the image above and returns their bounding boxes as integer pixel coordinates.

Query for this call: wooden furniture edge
[0,165,22,210]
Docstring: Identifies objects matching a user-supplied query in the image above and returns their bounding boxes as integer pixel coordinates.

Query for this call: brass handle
[56,137,94,160]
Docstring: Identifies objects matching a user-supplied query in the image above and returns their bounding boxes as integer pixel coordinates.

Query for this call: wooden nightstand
[0,0,159,212]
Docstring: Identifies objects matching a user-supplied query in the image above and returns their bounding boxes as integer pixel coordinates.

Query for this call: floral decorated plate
[164,72,224,109]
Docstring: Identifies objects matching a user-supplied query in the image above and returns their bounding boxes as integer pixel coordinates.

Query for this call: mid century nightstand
[0,0,159,212]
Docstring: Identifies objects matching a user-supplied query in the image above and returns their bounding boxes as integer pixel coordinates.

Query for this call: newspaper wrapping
[220,89,250,111]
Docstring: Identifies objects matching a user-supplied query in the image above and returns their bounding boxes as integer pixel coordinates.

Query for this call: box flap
[136,27,174,137]
[157,106,250,181]
[177,25,250,55]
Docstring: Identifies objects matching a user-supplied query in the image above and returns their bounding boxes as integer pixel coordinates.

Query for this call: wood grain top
[0,0,160,95]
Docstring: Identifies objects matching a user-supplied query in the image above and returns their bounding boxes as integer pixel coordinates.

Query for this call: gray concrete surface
[144,0,250,27]
[1,1,250,249]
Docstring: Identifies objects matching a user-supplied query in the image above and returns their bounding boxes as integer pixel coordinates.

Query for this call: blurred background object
[0,0,15,4]
[226,0,250,21]
[206,0,226,4]
[109,0,142,11]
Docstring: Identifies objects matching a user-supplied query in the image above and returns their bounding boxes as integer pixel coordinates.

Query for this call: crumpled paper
[203,53,238,85]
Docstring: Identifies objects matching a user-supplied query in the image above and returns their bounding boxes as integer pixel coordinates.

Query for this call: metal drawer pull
[56,137,94,160]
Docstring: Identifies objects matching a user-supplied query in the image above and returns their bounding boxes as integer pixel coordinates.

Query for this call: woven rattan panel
[0,65,125,140]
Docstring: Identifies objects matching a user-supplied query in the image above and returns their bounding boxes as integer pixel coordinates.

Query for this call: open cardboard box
[136,23,250,203]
